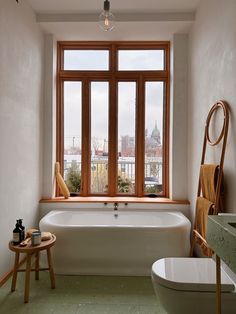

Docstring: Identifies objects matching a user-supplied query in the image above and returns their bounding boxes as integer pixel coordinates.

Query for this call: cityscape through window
[57,42,170,197]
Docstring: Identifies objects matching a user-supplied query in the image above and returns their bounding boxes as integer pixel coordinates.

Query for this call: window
[64,50,109,70]
[57,42,170,197]
[118,50,164,71]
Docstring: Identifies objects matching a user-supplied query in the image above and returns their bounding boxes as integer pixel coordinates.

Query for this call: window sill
[40,197,189,205]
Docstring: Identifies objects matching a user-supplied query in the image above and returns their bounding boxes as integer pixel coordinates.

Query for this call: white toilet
[151,257,236,314]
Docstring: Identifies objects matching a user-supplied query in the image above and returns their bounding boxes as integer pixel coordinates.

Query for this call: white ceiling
[39,21,192,41]
[27,0,201,14]
[25,0,200,40]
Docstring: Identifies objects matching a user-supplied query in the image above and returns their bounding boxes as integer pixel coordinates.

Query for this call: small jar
[31,231,41,246]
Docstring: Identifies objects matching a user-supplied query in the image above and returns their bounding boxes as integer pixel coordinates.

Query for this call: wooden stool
[9,234,56,303]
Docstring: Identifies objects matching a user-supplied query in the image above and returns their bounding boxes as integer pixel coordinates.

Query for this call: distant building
[121,135,135,157]
[151,121,161,145]
[103,139,108,155]
[120,123,162,157]
[145,122,162,157]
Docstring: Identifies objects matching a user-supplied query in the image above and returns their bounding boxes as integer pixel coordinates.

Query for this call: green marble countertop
[207,214,236,274]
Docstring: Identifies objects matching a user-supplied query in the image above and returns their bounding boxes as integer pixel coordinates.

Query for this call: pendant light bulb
[99,0,115,31]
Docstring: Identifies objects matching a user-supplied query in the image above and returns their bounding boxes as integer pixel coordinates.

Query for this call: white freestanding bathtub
[39,210,191,276]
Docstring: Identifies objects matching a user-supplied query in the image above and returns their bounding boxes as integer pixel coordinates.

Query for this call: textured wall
[42,35,56,198]
[0,0,44,275]
[188,0,236,221]
[170,34,188,200]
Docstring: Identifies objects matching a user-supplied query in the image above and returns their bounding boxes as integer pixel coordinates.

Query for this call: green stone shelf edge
[207,215,236,274]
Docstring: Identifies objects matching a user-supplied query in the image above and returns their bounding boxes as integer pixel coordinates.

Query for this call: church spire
[151,121,160,145]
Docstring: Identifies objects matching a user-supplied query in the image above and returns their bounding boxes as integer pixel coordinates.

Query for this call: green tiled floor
[0,273,167,314]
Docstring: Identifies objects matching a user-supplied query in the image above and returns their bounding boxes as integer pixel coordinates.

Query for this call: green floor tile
[0,273,167,314]
[76,303,133,314]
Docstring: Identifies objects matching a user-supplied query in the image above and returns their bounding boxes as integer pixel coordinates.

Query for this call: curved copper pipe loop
[206,101,229,146]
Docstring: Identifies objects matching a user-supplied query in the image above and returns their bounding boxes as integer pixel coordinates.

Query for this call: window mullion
[162,79,170,197]
[136,76,145,196]
[162,40,170,195]
[56,78,64,196]
[108,45,118,196]
[81,79,90,196]
[108,76,117,196]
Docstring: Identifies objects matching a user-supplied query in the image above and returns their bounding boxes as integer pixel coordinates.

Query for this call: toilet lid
[152,258,235,292]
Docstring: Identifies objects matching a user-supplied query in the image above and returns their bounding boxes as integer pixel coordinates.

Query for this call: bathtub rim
[39,210,191,229]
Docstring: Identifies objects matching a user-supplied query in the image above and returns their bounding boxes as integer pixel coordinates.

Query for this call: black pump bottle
[13,220,21,245]
[18,219,25,241]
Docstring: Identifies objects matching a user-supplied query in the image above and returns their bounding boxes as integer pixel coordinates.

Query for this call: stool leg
[47,248,55,289]
[24,253,32,303]
[11,252,20,292]
[35,252,39,280]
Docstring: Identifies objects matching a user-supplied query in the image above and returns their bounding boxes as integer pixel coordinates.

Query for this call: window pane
[145,82,164,195]
[64,82,82,194]
[90,82,109,194]
[64,50,109,70]
[118,82,136,194]
[118,50,164,71]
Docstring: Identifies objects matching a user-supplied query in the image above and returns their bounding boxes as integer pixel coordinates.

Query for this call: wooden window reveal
[57,41,170,197]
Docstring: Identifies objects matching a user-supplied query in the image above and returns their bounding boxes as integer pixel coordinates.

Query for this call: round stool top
[9,234,56,253]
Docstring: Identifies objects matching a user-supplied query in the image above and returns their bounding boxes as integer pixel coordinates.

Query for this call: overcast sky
[64,50,164,149]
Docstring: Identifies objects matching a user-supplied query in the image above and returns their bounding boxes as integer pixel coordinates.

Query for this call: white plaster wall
[170,33,188,200]
[0,0,44,275]
[188,0,236,221]
[43,34,57,198]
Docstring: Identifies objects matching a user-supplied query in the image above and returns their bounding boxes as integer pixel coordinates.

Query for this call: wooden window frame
[57,41,170,197]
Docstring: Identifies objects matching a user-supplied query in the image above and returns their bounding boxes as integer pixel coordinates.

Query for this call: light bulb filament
[105,17,109,27]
